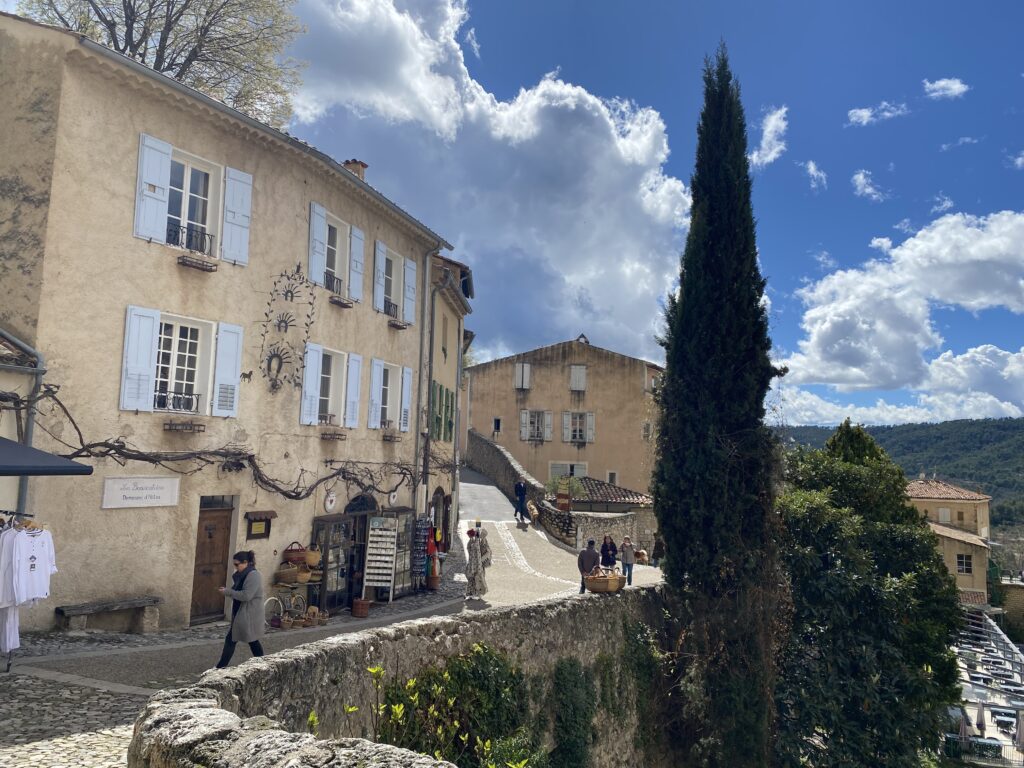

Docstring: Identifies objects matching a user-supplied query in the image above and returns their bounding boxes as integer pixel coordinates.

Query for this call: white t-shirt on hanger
[14,530,57,603]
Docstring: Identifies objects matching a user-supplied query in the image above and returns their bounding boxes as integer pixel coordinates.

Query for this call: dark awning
[0,437,93,477]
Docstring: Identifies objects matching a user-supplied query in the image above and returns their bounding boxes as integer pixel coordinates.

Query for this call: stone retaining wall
[465,428,546,506]
[129,588,667,768]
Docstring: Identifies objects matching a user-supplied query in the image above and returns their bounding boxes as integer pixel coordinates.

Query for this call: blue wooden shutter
[544,411,553,441]
[212,322,243,417]
[400,367,413,432]
[300,342,323,425]
[519,409,528,440]
[373,241,387,312]
[308,202,327,286]
[221,168,252,265]
[134,134,172,241]
[349,226,365,301]
[120,305,161,412]
[586,412,595,443]
[562,411,571,442]
[403,257,417,324]
[344,353,362,428]
[368,358,384,429]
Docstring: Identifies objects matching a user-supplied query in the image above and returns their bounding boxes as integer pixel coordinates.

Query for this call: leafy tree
[774,421,962,768]
[20,0,304,126]
[652,46,786,767]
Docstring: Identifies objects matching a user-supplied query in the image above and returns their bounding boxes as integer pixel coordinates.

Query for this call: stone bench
[55,596,162,633]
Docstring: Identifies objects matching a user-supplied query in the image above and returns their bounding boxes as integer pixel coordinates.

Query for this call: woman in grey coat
[215,550,265,668]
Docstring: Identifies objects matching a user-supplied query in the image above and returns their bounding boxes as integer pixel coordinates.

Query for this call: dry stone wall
[129,587,667,768]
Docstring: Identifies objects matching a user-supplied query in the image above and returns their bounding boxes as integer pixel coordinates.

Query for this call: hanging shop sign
[363,516,398,602]
[101,476,181,509]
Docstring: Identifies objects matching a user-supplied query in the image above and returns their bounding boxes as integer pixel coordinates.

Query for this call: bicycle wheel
[264,596,284,629]
[289,594,307,617]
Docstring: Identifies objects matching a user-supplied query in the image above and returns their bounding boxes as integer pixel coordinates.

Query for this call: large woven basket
[282,541,308,565]
[276,562,299,584]
[584,571,627,594]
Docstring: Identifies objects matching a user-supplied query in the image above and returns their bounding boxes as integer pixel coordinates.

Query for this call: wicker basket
[295,565,312,584]
[280,615,294,629]
[282,541,308,565]
[584,570,627,594]
[304,546,322,567]
[276,562,299,584]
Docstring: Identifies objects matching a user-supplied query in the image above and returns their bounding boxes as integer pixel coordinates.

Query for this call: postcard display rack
[411,517,430,590]
[362,516,398,603]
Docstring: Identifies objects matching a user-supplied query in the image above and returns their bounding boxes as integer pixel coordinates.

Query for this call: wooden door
[191,507,232,623]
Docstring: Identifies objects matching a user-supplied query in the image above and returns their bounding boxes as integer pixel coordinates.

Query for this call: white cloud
[749,106,788,169]
[1014,151,1024,170]
[846,100,909,127]
[784,211,1024,397]
[894,218,915,234]
[869,237,892,254]
[851,170,887,202]
[463,27,480,58]
[930,193,954,214]
[923,77,970,100]
[940,136,978,152]
[802,160,827,190]
[812,249,836,270]
[287,0,690,359]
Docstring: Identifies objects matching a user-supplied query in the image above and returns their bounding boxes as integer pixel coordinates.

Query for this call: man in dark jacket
[513,478,527,522]
[577,539,600,594]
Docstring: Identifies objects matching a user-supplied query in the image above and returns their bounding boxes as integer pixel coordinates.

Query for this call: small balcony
[384,299,409,329]
[167,224,215,257]
[325,272,353,308]
[154,389,201,414]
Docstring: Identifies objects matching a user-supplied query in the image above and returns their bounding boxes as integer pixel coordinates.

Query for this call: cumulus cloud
[784,211,1024,398]
[749,106,788,169]
[923,77,970,99]
[287,0,690,359]
[1014,151,1024,170]
[869,237,892,254]
[812,249,836,270]
[940,136,978,152]
[846,100,909,127]
[930,193,954,214]
[894,218,915,234]
[463,27,480,58]
[851,170,887,202]
[802,160,827,190]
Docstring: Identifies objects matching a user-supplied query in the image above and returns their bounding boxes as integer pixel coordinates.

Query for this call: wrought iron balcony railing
[167,223,215,257]
[154,389,201,413]
[324,272,345,296]
[383,299,399,319]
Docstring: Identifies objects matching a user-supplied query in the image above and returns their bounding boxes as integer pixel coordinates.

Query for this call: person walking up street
[215,550,265,668]
[620,536,636,586]
[600,534,618,570]
[577,539,600,594]
[514,477,527,523]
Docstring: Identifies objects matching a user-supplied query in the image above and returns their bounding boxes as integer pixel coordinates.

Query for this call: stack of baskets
[275,542,322,584]
[275,562,312,584]
[584,567,627,593]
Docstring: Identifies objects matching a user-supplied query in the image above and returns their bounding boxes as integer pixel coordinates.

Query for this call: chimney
[343,159,368,181]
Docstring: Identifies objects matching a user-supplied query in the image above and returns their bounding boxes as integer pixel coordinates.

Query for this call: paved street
[0,470,662,767]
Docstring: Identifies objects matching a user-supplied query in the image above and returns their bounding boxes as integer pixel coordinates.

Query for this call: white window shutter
[349,226,365,301]
[212,322,243,417]
[134,134,172,241]
[403,257,417,324]
[519,409,529,440]
[570,365,587,391]
[400,366,413,432]
[300,342,323,425]
[523,363,531,389]
[221,168,252,265]
[579,366,587,391]
[308,202,327,286]
[586,412,595,443]
[344,353,362,428]
[543,411,553,441]
[373,241,387,312]
[120,305,161,412]
[562,411,571,442]
[368,358,384,429]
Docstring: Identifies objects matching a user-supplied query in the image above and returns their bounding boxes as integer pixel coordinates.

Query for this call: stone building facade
[907,477,991,603]
[461,337,661,495]
[0,13,471,630]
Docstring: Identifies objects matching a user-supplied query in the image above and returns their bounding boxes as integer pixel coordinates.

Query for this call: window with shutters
[147,313,217,415]
[938,507,951,523]
[571,412,586,442]
[569,365,587,391]
[957,553,973,574]
[166,153,220,255]
[514,362,531,390]
[528,410,545,441]
[324,214,350,296]
[383,250,401,319]
[549,462,587,481]
[317,349,347,425]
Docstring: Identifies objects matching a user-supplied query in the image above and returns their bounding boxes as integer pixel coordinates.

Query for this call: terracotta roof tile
[907,478,990,502]
[928,521,989,549]
[545,476,652,505]
[959,588,988,605]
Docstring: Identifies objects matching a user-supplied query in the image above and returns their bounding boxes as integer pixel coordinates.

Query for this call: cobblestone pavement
[3,470,661,767]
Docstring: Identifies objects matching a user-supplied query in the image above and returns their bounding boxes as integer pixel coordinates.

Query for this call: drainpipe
[414,245,443,516]
[0,329,46,515]
[451,318,464,517]
[423,268,457,513]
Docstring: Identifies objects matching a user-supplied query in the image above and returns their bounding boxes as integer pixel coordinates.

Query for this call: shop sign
[102,476,181,509]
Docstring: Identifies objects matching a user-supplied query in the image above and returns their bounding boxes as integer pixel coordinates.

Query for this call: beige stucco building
[907,477,991,604]
[461,337,661,494]
[0,13,471,630]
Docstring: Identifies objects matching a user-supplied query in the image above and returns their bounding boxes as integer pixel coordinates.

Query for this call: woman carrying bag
[215,550,266,668]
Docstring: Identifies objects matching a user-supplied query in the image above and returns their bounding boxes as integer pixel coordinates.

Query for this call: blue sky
[9,0,1024,424]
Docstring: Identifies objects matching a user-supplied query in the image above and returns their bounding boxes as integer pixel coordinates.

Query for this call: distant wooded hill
[776,418,1024,526]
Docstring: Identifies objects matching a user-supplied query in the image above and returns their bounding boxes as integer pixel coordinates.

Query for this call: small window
[166,152,220,255]
[957,553,973,575]
[324,215,350,295]
[493,417,501,434]
[550,461,587,481]
[318,349,347,425]
[938,507,951,523]
[515,362,531,389]
[957,510,965,523]
[570,365,587,391]
[154,316,214,414]
[528,410,545,440]
[571,412,586,442]
[607,471,617,485]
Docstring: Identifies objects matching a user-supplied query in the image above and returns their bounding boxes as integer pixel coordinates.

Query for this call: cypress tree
[653,46,786,767]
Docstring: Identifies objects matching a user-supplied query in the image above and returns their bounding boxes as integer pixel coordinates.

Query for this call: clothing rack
[1,510,42,672]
